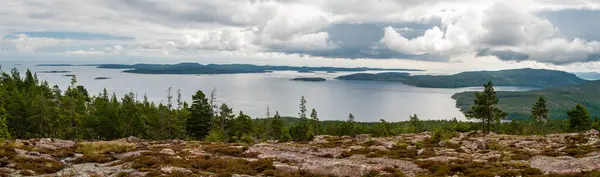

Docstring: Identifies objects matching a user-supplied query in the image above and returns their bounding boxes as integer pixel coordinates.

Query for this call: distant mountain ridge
[453,80,600,120]
[336,68,587,88]
[91,63,423,74]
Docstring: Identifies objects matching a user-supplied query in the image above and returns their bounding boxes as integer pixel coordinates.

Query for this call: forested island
[290,77,326,82]
[37,71,71,73]
[93,63,423,74]
[94,77,111,80]
[336,68,587,88]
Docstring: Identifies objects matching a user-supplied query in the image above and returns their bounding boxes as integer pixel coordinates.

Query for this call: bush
[205,130,228,142]
[76,142,135,155]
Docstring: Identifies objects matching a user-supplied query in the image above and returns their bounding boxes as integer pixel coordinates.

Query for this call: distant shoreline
[37,62,424,75]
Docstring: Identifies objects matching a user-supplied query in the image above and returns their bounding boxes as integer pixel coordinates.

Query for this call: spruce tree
[310,108,319,136]
[0,107,11,140]
[344,113,356,137]
[465,81,507,134]
[409,114,420,133]
[531,95,549,122]
[270,111,284,140]
[567,104,591,132]
[186,90,213,139]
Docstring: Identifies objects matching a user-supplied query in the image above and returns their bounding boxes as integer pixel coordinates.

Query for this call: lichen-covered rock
[160,166,192,175]
[530,155,600,174]
[159,148,176,155]
[34,138,75,150]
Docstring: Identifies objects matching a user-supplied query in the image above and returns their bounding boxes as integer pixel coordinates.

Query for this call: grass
[74,141,135,163]
[75,141,136,155]
[415,160,544,177]
[202,144,247,157]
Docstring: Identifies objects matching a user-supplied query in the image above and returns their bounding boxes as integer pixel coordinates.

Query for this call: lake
[1,61,535,122]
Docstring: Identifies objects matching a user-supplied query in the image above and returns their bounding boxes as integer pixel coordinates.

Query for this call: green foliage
[270,111,284,140]
[0,107,10,140]
[187,90,213,139]
[279,127,292,142]
[465,81,507,134]
[230,111,255,142]
[337,68,586,88]
[205,129,227,142]
[409,114,420,133]
[568,104,592,132]
[531,95,549,122]
[454,80,600,120]
[310,108,320,136]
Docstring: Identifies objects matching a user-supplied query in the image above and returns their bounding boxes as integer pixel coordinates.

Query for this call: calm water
[1,61,534,122]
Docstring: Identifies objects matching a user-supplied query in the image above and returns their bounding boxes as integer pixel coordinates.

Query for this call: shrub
[76,142,135,155]
[203,144,246,157]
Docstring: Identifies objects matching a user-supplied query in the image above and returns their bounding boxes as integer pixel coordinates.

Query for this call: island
[291,77,326,82]
[36,64,98,66]
[94,77,111,80]
[336,68,587,88]
[63,74,76,77]
[92,63,423,74]
[37,71,71,73]
[452,79,600,120]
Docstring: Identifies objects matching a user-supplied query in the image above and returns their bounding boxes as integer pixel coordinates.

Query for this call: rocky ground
[0,130,599,177]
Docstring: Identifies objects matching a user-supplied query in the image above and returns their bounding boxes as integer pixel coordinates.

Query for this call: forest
[336,68,587,88]
[0,68,599,142]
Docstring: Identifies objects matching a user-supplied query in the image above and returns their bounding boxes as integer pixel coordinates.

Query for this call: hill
[452,80,600,120]
[94,63,423,74]
[336,68,587,88]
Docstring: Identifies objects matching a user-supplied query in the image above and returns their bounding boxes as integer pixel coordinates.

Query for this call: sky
[2,0,600,72]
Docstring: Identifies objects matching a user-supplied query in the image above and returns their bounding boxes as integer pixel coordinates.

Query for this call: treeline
[0,68,599,142]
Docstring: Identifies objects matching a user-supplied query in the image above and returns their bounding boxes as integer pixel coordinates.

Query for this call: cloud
[2,0,600,66]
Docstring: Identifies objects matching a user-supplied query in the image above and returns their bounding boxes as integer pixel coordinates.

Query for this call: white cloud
[2,0,600,68]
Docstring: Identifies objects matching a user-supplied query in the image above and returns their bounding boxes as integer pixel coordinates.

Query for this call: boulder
[159,149,176,155]
[476,139,487,150]
[35,138,75,150]
[530,155,600,174]
[584,129,599,136]
[160,166,192,175]
[127,136,141,143]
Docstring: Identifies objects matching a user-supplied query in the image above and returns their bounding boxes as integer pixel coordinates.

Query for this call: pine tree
[310,108,319,136]
[466,81,507,134]
[567,104,591,132]
[531,95,549,122]
[294,96,311,141]
[409,114,420,133]
[343,113,356,137]
[0,107,11,140]
[270,111,284,140]
[186,90,213,139]
[232,111,254,142]
[377,119,391,137]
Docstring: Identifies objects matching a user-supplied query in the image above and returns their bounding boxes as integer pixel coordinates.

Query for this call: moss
[563,145,596,157]
[510,150,535,160]
[363,140,383,147]
[202,144,246,157]
[19,170,34,176]
[75,142,135,156]
[487,140,503,151]
[13,157,65,174]
[191,158,275,176]
[73,153,114,163]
